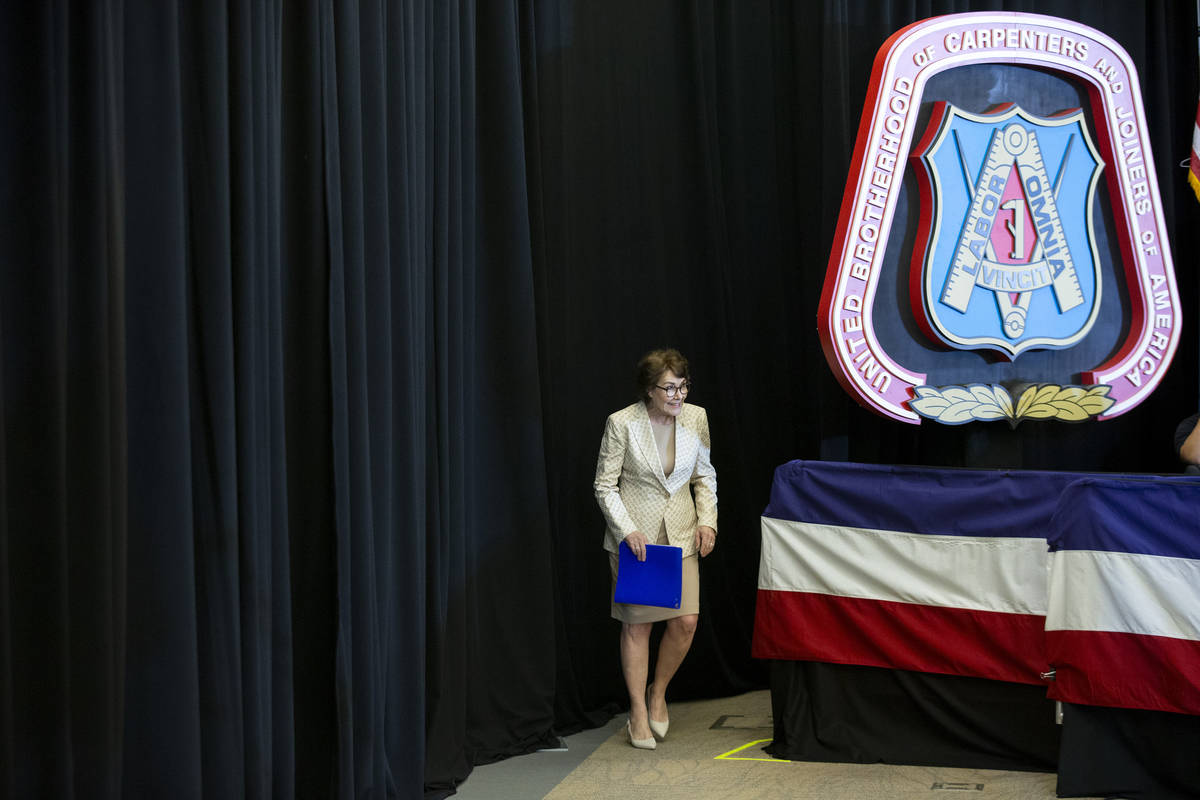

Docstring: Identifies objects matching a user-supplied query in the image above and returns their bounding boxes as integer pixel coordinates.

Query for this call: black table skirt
[765,660,1059,772]
[766,661,1200,799]
[1056,702,1200,800]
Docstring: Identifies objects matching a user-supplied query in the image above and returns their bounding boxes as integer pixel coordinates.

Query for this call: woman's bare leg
[620,621,654,740]
[648,614,698,721]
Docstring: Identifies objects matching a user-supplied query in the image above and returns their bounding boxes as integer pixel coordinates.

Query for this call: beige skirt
[609,527,700,622]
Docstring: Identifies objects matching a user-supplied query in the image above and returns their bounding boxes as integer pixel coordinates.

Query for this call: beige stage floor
[456,690,1108,800]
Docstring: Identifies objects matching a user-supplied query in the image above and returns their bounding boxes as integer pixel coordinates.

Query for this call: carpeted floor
[459,690,1106,800]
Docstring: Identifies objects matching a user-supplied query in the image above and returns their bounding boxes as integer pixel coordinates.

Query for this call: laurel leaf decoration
[909,383,1114,426]
[942,386,976,404]
[1077,385,1114,414]
[941,401,980,424]
[994,384,1015,418]
[1014,386,1036,419]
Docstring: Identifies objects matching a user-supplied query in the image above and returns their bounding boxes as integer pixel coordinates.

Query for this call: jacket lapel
[665,417,698,494]
[630,406,667,486]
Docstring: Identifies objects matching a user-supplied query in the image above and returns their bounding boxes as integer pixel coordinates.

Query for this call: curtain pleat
[121,2,205,795]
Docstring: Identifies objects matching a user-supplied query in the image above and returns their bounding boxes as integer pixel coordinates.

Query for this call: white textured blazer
[594,401,718,557]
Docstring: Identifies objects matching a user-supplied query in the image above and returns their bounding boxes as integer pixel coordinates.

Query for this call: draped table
[752,461,1200,798]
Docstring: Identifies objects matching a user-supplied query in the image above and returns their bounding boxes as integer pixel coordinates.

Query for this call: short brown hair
[635,348,689,402]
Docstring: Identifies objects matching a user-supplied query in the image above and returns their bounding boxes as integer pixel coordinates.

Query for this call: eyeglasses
[655,381,692,398]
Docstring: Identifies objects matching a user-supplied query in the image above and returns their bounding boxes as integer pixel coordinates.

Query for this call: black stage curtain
[1,2,555,798]
[1,2,1198,799]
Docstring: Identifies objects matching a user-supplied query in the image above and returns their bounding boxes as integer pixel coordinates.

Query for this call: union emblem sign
[817,12,1182,425]
[912,104,1103,358]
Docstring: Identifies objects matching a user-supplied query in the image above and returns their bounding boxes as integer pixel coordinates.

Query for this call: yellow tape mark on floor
[714,738,792,762]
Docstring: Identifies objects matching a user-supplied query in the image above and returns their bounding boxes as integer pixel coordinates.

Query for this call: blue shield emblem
[911,104,1103,358]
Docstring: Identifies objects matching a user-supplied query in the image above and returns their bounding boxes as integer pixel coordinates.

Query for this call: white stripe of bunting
[1046,549,1200,641]
[759,517,1049,615]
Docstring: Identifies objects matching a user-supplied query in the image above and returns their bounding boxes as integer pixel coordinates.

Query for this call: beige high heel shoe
[647,684,669,740]
[627,719,656,750]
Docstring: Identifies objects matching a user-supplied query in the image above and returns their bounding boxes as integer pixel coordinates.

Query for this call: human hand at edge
[624,531,649,562]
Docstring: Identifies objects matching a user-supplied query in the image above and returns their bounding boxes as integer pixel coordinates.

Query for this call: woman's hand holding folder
[623,530,650,561]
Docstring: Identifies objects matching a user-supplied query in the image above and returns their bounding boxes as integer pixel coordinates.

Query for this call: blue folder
[614,541,683,609]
